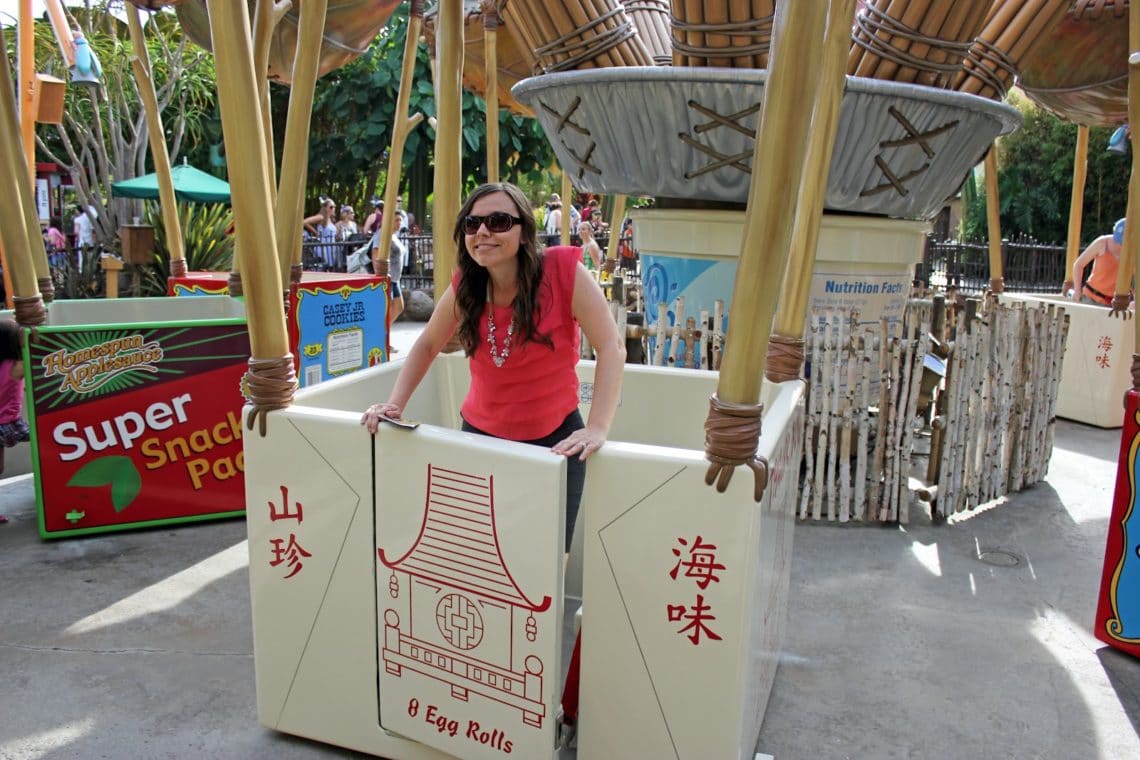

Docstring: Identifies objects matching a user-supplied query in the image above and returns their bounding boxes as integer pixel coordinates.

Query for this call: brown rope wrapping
[290,263,303,287]
[1075,0,1128,21]
[170,258,188,278]
[958,38,1018,99]
[601,258,617,275]
[1132,353,1140,392]
[850,5,973,80]
[764,335,804,383]
[533,7,638,72]
[242,354,298,437]
[482,1,500,30]
[227,271,243,297]
[1062,279,1075,295]
[1111,293,1133,318]
[373,258,390,278]
[670,14,774,59]
[37,276,55,304]
[13,295,46,327]
[989,277,1004,294]
[703,394,768,502]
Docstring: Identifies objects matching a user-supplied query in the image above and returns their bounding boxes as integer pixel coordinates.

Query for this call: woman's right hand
[361,402,404,433]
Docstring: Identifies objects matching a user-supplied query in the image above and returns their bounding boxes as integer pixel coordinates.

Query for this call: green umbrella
[111,161,231,204]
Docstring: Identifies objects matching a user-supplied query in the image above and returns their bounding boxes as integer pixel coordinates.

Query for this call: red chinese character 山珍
[270,534,312,579]
[669,535,726,590]
[666,594,723,646]
[268,484,303,523]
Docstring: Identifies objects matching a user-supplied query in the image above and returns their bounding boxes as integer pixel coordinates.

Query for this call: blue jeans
[461,410,585,552]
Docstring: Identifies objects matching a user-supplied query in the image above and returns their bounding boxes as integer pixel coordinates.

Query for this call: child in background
[0,318,29,524]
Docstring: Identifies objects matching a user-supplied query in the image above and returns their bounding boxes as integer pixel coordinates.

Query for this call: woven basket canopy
[1017,6,1128,127]
[423,0,534,117]
[176,0,402,85]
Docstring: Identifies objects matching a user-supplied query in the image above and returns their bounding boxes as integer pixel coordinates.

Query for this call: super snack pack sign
[29,324,250,535]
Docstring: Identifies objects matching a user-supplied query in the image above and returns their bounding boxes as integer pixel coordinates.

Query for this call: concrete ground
[1,321,1137,759]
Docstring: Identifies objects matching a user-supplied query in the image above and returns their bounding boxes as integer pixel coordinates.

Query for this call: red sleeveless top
[456,246,581,440]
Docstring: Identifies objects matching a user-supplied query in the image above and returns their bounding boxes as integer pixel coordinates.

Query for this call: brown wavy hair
[452,182,552,356]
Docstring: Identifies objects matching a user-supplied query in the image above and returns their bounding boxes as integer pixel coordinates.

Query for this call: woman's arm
[585,240,603,270]
[1071,236,1105,299]
[552,263,625,460]
[361,284,461,432]
[302,213,322,236]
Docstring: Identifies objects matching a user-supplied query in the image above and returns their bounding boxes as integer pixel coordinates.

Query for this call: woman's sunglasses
[463,212,523,234]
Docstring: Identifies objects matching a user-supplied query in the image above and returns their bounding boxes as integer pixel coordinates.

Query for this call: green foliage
[51,249,106,300]
[290,7,556,219]
[960,91,1130,244]
[23,4,220,244]
[137,202,235,297]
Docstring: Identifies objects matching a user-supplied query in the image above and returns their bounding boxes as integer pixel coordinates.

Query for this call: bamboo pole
[1122,7,1140,339]
[205,0,292,403]
[714,0,827,404]
[375,1,426,276]
[1062,125,1089,295]
[0,23,42,319]
[274,0,329,291]
[605,195,626,263]
[812,314,833,520]
[19,0,50,299]
[559,170,572,245]
[254,0,290,201]
[128,7,185,270]
[768,0,857,381]
[670,296,686,365]
[984,148,1004,292]
[434,0,464,302]
[484,5,499,184]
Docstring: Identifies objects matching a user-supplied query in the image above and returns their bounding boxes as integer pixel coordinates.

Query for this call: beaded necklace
[486,284,516,368]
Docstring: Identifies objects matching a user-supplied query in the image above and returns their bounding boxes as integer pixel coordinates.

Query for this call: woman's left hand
[552,427,607,461]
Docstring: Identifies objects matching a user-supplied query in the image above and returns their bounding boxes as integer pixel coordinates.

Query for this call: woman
[577,220,604,271]
[303,196,339,269]
[361,182,625,552]
[1071,218,1126,306]
[336,204,359,239]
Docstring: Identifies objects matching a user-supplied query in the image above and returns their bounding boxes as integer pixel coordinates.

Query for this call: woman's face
[465,191,522,271]
[578,222,592,238]
[324,201,336,217]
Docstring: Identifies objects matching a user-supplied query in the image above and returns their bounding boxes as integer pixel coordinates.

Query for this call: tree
[961,90,1130,245]
[22,3,217,246]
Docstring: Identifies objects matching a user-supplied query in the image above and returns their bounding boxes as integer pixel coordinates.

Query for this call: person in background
[337,205,359,239]
[44,217,67,250]
[544,200,562,242]
[577,220,603,271]
[387,209,408,326]
[361,182,625,555]
[363,196,384,235]
[72,204,96,250]
[304,196,340,269]
[0,317,29,524]
[1071,218,1127,306]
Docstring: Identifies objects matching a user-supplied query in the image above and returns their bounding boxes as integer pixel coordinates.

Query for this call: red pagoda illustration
[379,465,552,727]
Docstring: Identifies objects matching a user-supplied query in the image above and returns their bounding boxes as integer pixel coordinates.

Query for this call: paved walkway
[0,335,1137,757]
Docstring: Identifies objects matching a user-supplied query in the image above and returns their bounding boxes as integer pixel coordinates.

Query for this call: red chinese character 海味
[666,594,723,645]
[669,535,725,590]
